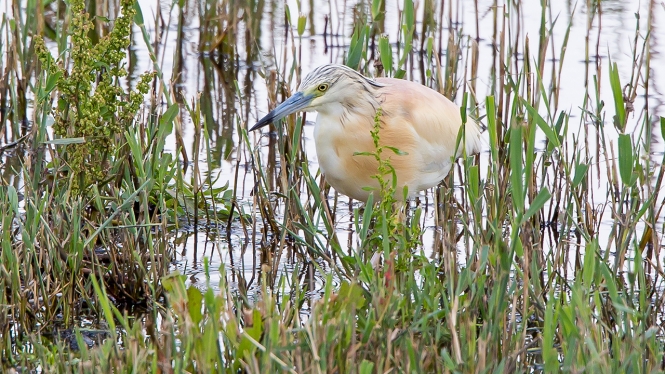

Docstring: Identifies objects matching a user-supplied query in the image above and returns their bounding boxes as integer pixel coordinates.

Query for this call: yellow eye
[318,83,329,92]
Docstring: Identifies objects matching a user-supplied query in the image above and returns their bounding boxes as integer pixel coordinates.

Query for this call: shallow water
[125,0,665,296]
[3,0,664,298]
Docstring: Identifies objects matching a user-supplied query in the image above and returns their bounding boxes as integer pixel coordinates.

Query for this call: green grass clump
[0,0,175,368]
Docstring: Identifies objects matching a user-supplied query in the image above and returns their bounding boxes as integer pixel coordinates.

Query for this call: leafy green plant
[34,0,153,194]
[353,107,422,268]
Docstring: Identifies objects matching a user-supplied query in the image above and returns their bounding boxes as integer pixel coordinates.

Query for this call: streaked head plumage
[250,64,382,131]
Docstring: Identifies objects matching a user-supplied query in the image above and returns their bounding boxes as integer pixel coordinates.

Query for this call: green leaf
[522,187,551,223]
[572,163,589,188]
[403,0,414,31]
[522,99,561,148]
[284,5,292,26]
[360,360,375,374]
[542,293,559,373]
[346,24,368,70]
[6,186,18,212]
[371,0,383,20]
[43,137,86,145]
[486,96,499,164]
[379,35,393,74]
[460,92,468,124]
[237,310,263,369]
[338,281,366,310]
[45,71,62,94]
[509,125,524,213]
[513,236,523,257]
[600,264,621,309]
[384,146,407,155]
[609,61,626,132]
[297,14,306,36]
[90,275,115,332]
[160,103,179,131]
[618,134,634,186]
[133,1,145,25]
[152,104,178,165]
[582,240,598,286]
[468,165,479,203]
[94,15,111,22]
[187,286,203,325]
[359,194,374,244]
[353,151,373,157]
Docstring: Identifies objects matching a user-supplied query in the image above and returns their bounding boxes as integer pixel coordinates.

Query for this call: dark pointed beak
[250,91,314,131]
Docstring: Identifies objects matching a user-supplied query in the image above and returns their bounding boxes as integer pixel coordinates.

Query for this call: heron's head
[250,64,382,131]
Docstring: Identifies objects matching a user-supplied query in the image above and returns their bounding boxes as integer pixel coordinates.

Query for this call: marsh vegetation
[1,0,665,372]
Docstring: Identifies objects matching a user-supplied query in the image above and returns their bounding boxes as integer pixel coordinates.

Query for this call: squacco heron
[251,64,482,202]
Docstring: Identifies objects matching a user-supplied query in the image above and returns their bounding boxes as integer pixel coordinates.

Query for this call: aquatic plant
[34,0,153,194]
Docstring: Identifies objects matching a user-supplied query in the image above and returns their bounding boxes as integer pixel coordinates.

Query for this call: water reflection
[1,0,664,296]
[138,0,665,295]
